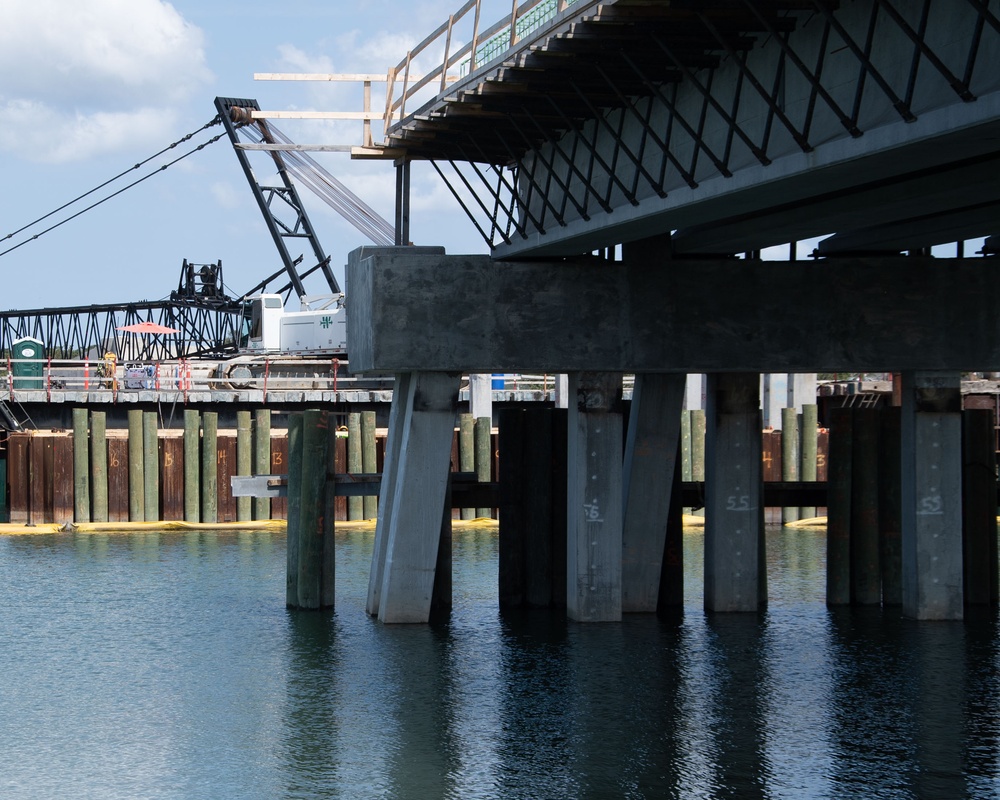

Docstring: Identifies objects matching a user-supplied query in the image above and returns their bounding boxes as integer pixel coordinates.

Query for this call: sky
[0,0,983,313]
[0,0,499,310]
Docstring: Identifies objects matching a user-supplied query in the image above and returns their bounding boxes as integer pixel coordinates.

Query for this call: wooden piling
[271,434,289,521]
[322,418,337,608]
[108,436,129,522]
[879,407,903,605]
[851,408,881,605]
[142,411,159,522]
[459,413,475,520]
[332,433,346,522]
[161,436,184,521]
[962,409,998,605]
[347,412,362,520]
[72,408,90,522]
[201,411,218,523]
[128,409,144,521]
[53,436,73,523]
[691,409,706,483]
[362,410,378,520]
[498,406,566,609]
[800,403,818,518]
[523,407,555,607]
[183,409,200,522]
[286,414,303,607]
[0,456,6,523]
[297,410,331,609]
[91,411,108,523]
[253,409,271,521]
[781,407,799,523]
[498,408,526,607]
[681,410,693,482]
[475,416,492,518]
[216,435,236,522]
[236,410,252,522]
[826,407,852,606]
[28,435,46,525]
[7,435,27,523]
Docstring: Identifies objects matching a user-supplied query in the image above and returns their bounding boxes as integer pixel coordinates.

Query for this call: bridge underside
[387,0,1000,257]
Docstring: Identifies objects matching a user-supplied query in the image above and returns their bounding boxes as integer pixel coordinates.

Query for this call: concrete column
[762,373,788,430]
[621,372,685,612]
[567,371,623,622]
[377,372,460,623]
[684,374,705,411]
[789,373,818,411]
[901,371,964,620]
[367,372,412,617]
[468,373,493,420]
[553,374,570,409]
[705,373,765,612]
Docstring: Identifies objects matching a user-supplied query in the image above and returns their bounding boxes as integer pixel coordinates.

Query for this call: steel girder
[387,0,1000,255]
[0,300,245,362]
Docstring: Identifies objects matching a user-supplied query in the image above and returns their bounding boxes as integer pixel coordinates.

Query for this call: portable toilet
[11,337,44,389]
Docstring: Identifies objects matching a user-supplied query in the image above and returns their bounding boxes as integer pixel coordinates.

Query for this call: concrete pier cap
[345,247,1000,376]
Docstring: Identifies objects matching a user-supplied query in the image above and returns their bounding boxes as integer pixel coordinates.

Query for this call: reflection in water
[0,527,998,799]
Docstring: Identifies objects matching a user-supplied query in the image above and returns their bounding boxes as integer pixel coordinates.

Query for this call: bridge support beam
[901,371,964,620]
[369,371,460,623]
[622,372,686,612]
[705,373,766,613]
[567,372,623,622]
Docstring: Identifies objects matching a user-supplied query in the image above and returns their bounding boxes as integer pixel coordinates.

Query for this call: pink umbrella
[117,321,180,335]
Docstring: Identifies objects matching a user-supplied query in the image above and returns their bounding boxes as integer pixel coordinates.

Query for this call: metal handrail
[2,358,611,398]
[2,357,392,397]
[384,0,593,138]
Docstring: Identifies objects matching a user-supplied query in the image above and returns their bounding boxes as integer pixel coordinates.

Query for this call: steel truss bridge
[0,294,244,362]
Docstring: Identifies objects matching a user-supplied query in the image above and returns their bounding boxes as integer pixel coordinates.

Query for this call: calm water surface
[0,525,998,799]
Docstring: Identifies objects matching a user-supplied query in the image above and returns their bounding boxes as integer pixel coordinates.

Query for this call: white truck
[218,293,349,389]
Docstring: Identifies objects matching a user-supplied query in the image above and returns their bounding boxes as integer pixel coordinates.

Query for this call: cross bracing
[0,300,245,362]
[384,0,1000,256]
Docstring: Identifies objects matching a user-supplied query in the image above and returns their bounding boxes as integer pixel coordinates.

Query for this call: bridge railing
[1,357,392,399]
[2,358,602,400]
[384,0,595,136]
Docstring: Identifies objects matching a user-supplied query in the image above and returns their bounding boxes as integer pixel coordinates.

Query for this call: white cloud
[0,0,211,162]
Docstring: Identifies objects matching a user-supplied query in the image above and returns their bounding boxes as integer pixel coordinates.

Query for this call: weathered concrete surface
[901,371,964,620]
[347,251,1000,375]
[375,371,460,624]
[621,372,686,613]
[566,372,623,622]
[704,373,765,613]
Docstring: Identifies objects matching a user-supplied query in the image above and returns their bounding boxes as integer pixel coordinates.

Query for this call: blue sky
[0,0,494,309]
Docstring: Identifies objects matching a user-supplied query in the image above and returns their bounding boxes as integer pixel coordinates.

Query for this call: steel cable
[0,117,224,259]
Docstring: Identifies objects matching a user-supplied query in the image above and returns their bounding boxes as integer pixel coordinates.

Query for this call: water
[0,526,998,799]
